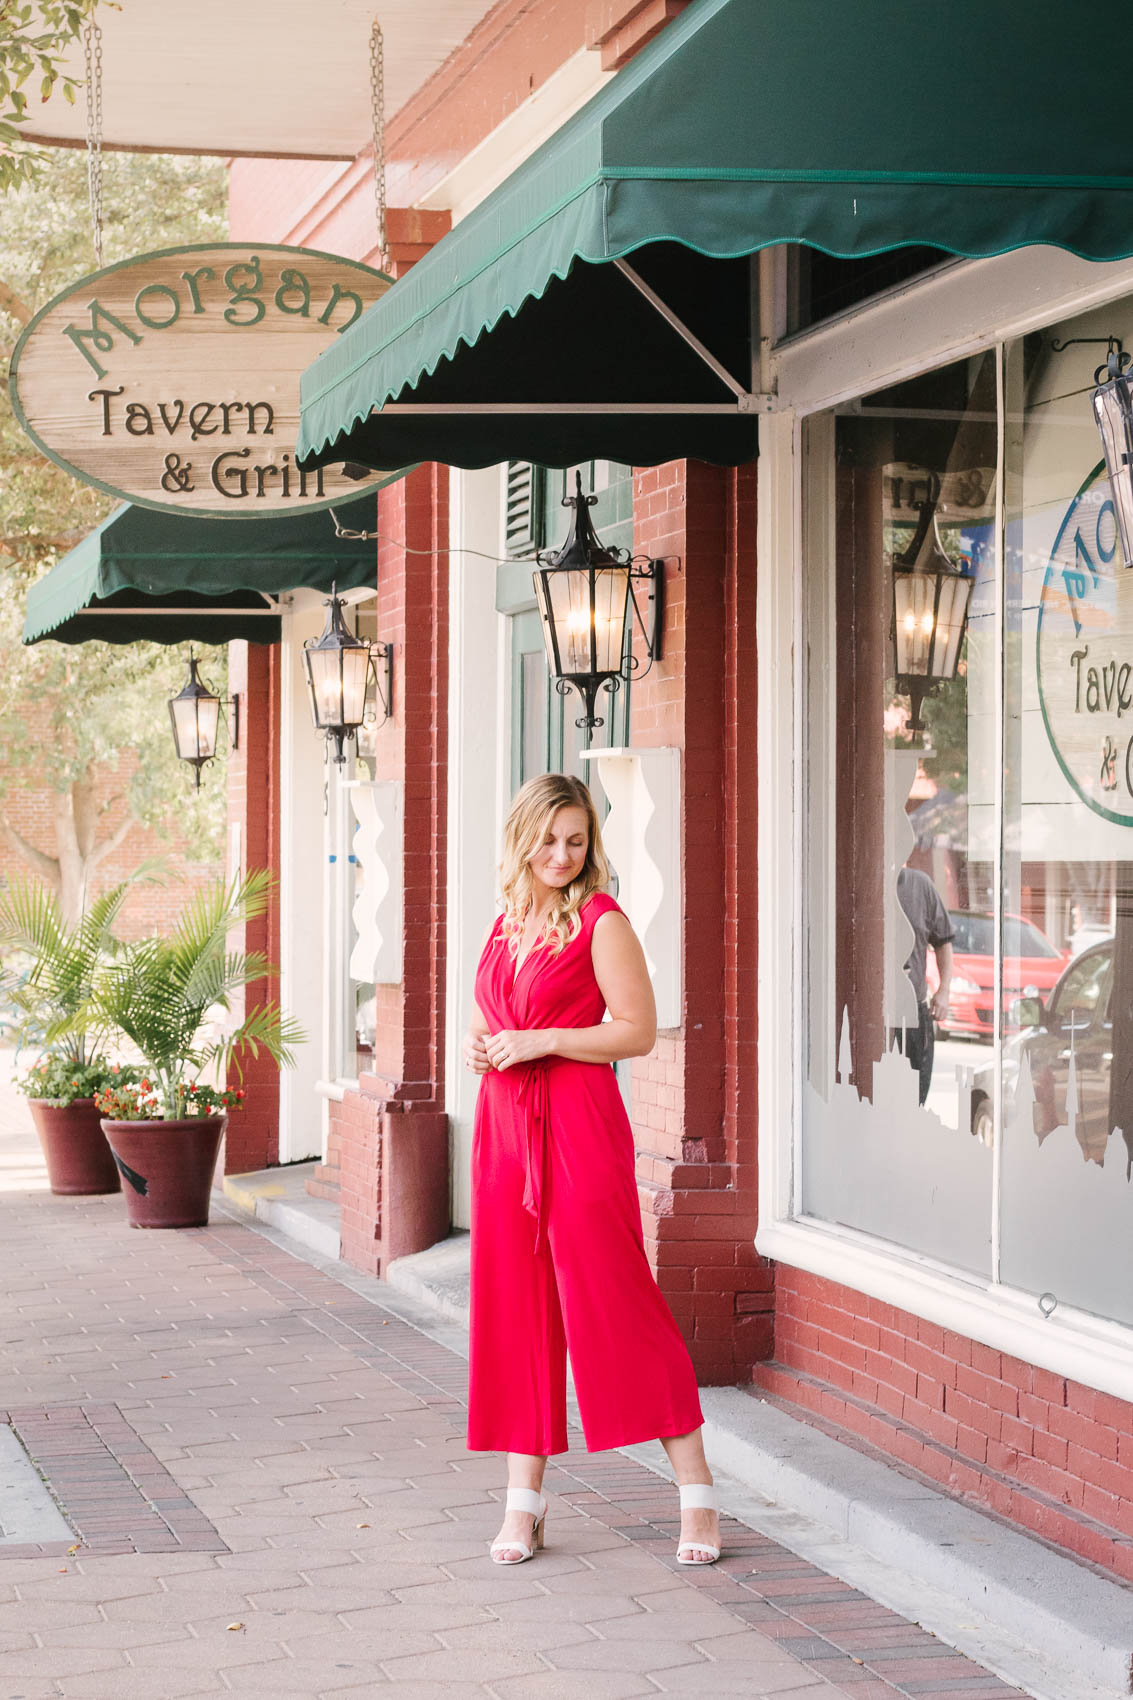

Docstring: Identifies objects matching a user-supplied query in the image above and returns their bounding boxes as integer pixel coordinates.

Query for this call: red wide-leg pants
[467,1058,703,1456]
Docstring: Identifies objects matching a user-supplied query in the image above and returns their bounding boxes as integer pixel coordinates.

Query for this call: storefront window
[802,351,998,1276]
[801,311,1133,1329]
[1000,317,1133,1324]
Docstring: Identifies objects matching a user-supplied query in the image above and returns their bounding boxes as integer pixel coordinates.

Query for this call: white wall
[446,465,507,1228]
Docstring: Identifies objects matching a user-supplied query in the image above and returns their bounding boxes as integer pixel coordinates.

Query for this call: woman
[463,772,720,1566]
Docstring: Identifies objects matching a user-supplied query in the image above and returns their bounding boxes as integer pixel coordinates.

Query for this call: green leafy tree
[0,870,131,1067]
[0,146,229,922]
[0,1,103,194]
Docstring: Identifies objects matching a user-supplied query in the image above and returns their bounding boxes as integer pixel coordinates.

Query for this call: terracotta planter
[28,1098,121,1196]
[99,1114,226,1229]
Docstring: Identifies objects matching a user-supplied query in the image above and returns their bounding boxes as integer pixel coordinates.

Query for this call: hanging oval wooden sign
[9,243,398,518]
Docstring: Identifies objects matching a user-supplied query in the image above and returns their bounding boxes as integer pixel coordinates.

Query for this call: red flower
[235,1089,245,1100]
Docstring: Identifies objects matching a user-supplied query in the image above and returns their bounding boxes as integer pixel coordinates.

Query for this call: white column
[446,465,507,1228]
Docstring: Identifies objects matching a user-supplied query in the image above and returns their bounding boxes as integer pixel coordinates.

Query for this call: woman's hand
[462,1030,492,1074]
[483,1028,553,1071]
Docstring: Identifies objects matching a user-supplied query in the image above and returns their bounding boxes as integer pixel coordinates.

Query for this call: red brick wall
[367,465,449,1102]
[332,1089,382,1268]
[223,640,282,1176]
[335,463,451,1277]
[759,1268,1133,1582]
[629,459,772,1385]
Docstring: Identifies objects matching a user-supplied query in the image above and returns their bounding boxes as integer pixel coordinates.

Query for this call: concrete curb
[701,1387,1133,1700]
[220,1169,340,1262]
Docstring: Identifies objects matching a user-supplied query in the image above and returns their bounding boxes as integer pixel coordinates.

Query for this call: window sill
[314,1078,350,1103]
[756,1215,1133,1406]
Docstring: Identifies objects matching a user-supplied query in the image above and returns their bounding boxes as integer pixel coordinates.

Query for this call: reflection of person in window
[897,866,954,1106]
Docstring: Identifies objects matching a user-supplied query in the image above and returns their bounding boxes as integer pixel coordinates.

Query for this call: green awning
[23,493,379,645]
[298,0,1133,473]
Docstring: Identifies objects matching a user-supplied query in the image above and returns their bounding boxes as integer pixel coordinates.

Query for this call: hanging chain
[369,19,388,268]
[83,13,105,267]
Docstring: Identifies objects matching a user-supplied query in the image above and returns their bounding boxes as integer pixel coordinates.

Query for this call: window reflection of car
[926,910,1066,1042]
[968,939,1114,1161]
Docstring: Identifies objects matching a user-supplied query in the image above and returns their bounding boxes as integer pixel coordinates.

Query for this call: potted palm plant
[1,878,134,1196]
[91,870,302,1229]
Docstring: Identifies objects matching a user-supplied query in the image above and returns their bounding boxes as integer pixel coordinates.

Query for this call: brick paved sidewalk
[0,1091,1030,1700]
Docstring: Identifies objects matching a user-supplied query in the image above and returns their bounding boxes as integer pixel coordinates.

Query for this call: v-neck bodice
[476,892,621,1033]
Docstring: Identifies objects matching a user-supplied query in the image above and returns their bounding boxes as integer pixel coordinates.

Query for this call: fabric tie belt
[515,1061,550,1255]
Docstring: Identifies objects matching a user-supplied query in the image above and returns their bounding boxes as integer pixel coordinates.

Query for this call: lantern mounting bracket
[1050,333,1124,358]
[367,641,393,728]
[626,556,664,673]
[1090,343,1133,572]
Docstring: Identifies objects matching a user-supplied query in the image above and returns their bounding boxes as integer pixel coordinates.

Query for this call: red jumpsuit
[468,890,703,1457]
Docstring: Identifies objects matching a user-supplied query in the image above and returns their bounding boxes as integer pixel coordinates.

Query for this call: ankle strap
[505,1487,545,1516]
[678,1483,716,1510]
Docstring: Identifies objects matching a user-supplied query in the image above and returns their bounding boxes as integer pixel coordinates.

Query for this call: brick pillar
[223,639,282,1175]
[336,463,451,1276]
[630,459,772,1384]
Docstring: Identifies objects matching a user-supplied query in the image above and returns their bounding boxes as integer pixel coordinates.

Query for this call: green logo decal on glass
[1036,462,1133,826]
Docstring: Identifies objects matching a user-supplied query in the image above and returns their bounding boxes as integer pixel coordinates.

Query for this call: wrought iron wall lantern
[533,471,662,731]
[303,583,393,763]
[891,472,973,734]
[1091,340,1133,568]
[168,650,239,788]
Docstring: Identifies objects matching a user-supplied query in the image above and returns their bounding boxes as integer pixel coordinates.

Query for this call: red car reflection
[926,911,1067,1041]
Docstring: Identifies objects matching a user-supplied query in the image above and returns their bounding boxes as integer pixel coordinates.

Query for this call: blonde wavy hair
[499,773,610,957]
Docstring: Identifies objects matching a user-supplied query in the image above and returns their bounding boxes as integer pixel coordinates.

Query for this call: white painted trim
[759,245,1133,1400]
[771,247,1133,420]
[314,1078,347,1103]
[445,464,506,1230]
[756,409,799,1228]
[417,49,610,224]
[757,1217,1133,1407]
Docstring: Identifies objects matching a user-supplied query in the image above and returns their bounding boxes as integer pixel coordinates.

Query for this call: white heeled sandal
[490,1487,547,1564]
[676,1482,721,1565]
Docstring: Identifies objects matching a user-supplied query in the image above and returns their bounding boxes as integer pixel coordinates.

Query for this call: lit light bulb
[921,611,934,635]
[903,612,918,634]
